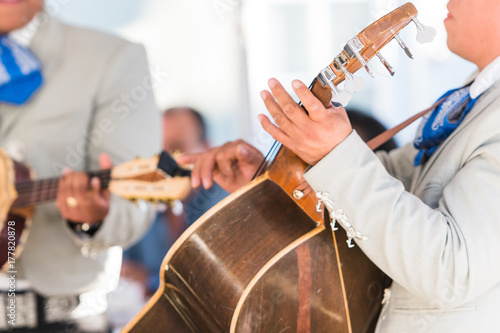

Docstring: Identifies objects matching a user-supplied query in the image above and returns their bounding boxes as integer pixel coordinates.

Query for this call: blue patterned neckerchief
[0,34,43,105]
[413,85,478,166]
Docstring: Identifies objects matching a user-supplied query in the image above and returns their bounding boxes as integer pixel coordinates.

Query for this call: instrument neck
[12,169,112,208]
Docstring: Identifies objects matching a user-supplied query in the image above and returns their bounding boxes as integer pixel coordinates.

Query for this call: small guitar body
[0,149,191,270]
[0,150,33,271]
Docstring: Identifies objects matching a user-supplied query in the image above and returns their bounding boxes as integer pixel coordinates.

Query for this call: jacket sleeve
[304,130,500,308]
[375,141,419,191]
[65,41,161,251]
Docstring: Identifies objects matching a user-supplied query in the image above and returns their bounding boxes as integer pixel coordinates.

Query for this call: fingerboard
[11,169,112,208]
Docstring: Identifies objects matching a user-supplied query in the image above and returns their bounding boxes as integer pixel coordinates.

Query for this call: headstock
[109,152,192,203]
[312,2,436,106]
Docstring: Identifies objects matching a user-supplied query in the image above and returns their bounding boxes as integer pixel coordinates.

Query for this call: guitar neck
[11,169,112,208]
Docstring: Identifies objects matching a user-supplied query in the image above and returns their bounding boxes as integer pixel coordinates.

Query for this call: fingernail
[91,177,100,187]
[62,167,72,175]
[260,91,267,100]
[292,80,302,89]
[239,145,249,157]
[268,78,277,88]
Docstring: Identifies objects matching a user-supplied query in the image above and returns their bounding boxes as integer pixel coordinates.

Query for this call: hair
[346,109,398,152]
[163,107,207,143]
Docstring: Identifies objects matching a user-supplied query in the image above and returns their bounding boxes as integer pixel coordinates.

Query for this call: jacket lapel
[30,13,66,80]
[416,80,500,182]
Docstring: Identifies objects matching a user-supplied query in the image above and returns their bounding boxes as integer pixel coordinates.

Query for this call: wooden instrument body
[123,4,426,331]
[124,148,391,332]
[0,149,191,270]
[0,150,33,270]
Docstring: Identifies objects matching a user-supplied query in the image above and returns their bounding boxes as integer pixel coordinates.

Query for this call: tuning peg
[149,198,159,204]
[412,17,436,44]
[363,64,375,78]
[394,34,413,59]
[324,77,352,107]
[318,66,352,106]
[346,37,374,78]
[335,54,365,93]
[344,75,365,94]
[376,52,395,76]
[331,90,352,107]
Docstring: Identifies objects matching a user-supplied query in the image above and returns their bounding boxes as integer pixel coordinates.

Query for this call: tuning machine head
[332,53,365,94]
[318,66,352,107]
[412,17,436,44]
[376,52,395,76]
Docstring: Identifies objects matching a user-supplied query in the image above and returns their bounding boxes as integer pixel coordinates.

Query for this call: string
[251,140,282,180]
[250,80,318,181]
[12,170,112,207]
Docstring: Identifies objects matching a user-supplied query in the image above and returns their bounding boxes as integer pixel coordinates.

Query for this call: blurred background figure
[108,107,228,331]
[0,1,159,332]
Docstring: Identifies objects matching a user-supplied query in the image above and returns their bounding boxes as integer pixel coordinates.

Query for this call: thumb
[237,144,262,166]
[175,153,196,165]
[99,153,113,169]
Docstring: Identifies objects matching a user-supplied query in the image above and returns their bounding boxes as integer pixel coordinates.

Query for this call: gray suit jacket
[0,17,160,296]
[304,80,500,332]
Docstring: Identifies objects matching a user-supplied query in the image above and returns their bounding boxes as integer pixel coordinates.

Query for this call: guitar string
[13,171,112,205]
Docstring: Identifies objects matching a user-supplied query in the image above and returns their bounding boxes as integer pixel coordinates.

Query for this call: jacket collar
[29,12,66,79]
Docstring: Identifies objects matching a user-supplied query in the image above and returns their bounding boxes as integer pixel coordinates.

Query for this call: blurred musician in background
[115,108,227,323]
[0,1,159,331]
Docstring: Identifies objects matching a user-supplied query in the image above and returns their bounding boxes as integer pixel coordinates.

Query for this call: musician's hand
[176,140,264,193]
[55,153,112,224]
[258,78,352,165]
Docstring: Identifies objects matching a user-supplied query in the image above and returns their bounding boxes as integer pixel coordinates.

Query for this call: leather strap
[366,97,445,151]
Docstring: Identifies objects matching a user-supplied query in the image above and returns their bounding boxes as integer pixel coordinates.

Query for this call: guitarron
[124,3,435,332]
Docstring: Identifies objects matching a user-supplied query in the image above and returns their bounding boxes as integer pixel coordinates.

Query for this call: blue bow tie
[413,85,478,166]
[0,35,43,105]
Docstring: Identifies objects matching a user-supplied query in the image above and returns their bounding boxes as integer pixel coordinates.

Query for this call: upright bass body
[124,3,432,331]
[124,148,390,333]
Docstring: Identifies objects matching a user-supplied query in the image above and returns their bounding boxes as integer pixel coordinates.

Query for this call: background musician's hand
[176,140,264,193]
[55,153,113,224]
[258,78,352,165]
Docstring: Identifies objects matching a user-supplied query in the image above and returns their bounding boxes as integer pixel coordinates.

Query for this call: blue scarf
[414,85,478,166]
[0,35,43,105]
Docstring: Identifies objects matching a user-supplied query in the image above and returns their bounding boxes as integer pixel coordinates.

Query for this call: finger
[188,155,202,188]
[89,176,108,206]
[291,79,331,122]
[56,171,71,214]
[260,90,295,133]
[198,151,216,189]
[99,153,113,169]
[236,142,263,166]
[268,79,310,126]
[90,176,101,193]
[176,153,197,165]
[257,114,292,147]
[261,89,297,133]
[67,172,90,201]
[236,144,262,180]
[214,142,239,177]
[267,78,297,109]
